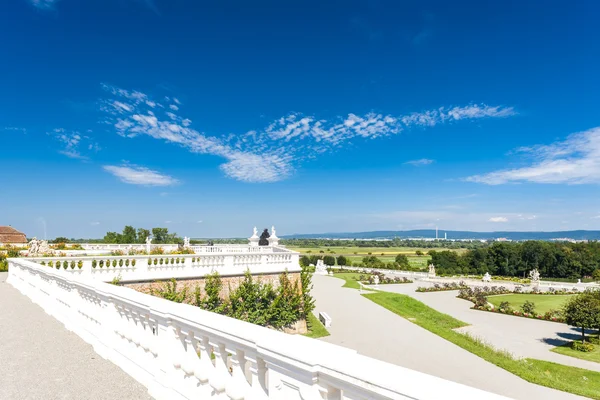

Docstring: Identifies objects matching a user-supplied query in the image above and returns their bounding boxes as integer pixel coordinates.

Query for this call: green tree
[394,254,410,269]
[103,231,123,244]
[563,293,600,342]
[415,250,424,256]
[200,272,224,312]
[299,255,310,267]
[137,228,150,244]
[52,237,69,244]
[593,269,600,282]
[152,227,169,243]
[322,255,335,266]
[336,255,348,266]
[300,265,315,317]
[122,225,137,243]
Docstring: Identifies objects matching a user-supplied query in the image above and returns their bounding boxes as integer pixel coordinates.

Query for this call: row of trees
[430,241,600,279]
[299,254,413,270]
[103,226,181,244]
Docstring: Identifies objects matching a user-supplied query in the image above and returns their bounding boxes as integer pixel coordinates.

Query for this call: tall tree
[152,227,169,244]
[137,228,150,244]
[122,225,137,243]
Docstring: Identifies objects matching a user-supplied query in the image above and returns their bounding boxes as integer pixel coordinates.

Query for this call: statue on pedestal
[258,229,270,246]
[145,236,152,254]
[428,263,436,278]
[268,225,280,246]
[248,226,260,247]
[482,272,492,282]
[529,269,540,287]
[315,259,328,275]
[28,237,53,256]
[183,236,190,248]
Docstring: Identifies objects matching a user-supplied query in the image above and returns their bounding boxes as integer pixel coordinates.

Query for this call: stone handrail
[7,258,508,400]
[25,251,300,282]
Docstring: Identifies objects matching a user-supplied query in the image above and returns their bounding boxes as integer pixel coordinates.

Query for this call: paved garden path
[312,274,586,400]
[0,272,151,400]
[375,280,600,373]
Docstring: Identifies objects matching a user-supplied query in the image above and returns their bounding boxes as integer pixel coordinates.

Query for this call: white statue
[482,272,492,282]
[28,238,39,255]
[428,263,436,277]
[315,259,328,275]
[252,227,258,237]
[373,274,379,286]
[145,236,152,254]
[248,226,260,247]
[268,225,280,246]
[183,236,190,248]
[529,269,541,287]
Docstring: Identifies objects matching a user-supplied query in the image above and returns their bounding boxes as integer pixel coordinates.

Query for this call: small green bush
[572,341,595,352]
[521,300,536,315]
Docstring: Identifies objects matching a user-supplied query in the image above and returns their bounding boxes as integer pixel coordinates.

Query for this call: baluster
[210,342,230,399]
[244,352,268,400]
[226,348,252,400]
[194,335,214,397]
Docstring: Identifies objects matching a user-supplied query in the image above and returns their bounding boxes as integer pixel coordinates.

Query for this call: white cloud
[29,0,59,9]
[50,128,99,160]
[404,158,434,166]
[2,127,27,134]
[467,127,600,185]
[489,217,508,222]
[102,164,179,186]
[90,222,100,226]
[100,85,515,183]
[197,220,203,223]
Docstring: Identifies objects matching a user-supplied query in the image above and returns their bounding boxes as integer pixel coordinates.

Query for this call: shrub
[572,341,595,352]
[521,300,536,315]
[499,301,512,312]
[150,247,164,255]
[474,292,488,308]
[322,255,335,266]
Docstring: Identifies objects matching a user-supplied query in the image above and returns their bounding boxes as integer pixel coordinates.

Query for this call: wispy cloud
[100,84,516,183]
[2,127,27,134]
[90,221,100,226]
[50,128,100,160]
[404,158,434,166]
[489,216,508,222]
[103,164,179,186]
[466,127,600,185]
[29,0,59,9]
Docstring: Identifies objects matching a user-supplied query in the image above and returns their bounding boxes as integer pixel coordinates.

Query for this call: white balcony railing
[25,249,299,282]
[7,258,507,400]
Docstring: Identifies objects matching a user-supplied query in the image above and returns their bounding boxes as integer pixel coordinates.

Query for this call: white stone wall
[7,258,508,400]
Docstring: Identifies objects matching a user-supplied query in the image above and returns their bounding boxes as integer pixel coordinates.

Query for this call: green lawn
[303,313,330,339]
[363,291,600,399]
[332,272,374,290]
[552,340,600,364]
[488,293,574,314]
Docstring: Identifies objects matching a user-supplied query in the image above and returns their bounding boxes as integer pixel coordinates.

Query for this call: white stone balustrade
[26,247,299,283]
[7,258,508,400]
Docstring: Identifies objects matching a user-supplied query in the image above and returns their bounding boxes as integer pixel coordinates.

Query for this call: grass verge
[332,272,374,290]
[303,313,330,339]
[551,340,600,364]
[487,293,574,315]
[363,291,600,399]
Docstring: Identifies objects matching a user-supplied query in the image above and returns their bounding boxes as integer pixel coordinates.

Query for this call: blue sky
[1,0,599,238]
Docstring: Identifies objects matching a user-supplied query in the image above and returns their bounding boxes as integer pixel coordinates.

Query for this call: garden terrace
[26,245,299,283]
[5,258,509,400]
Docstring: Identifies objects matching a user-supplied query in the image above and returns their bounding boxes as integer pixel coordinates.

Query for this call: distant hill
[283,230,600,241]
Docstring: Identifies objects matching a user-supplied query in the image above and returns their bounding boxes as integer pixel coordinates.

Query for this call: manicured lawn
[552,340,600,364]
[332,272,374,290]
[488,293,574,314]
[303,313,330,339]
[363,291,600,399]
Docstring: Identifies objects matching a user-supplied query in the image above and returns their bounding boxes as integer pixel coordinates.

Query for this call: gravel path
[312,274,586,400]
[0,272,151,400]
[376,280,600,372]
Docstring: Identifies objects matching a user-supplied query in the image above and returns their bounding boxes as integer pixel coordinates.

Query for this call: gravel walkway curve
[0,272,152,400]
[376,280,600,373]
[312,274,586,400]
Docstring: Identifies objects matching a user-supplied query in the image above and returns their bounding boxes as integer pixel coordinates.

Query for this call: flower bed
[472,304,566,323]
[365,271,412,285]
[416,281,467,292]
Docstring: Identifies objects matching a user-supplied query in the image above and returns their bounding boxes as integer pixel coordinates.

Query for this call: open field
[287,245,446,268]
[488,294,574,314]
[363,291,600,399]
[287,246,468,255]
